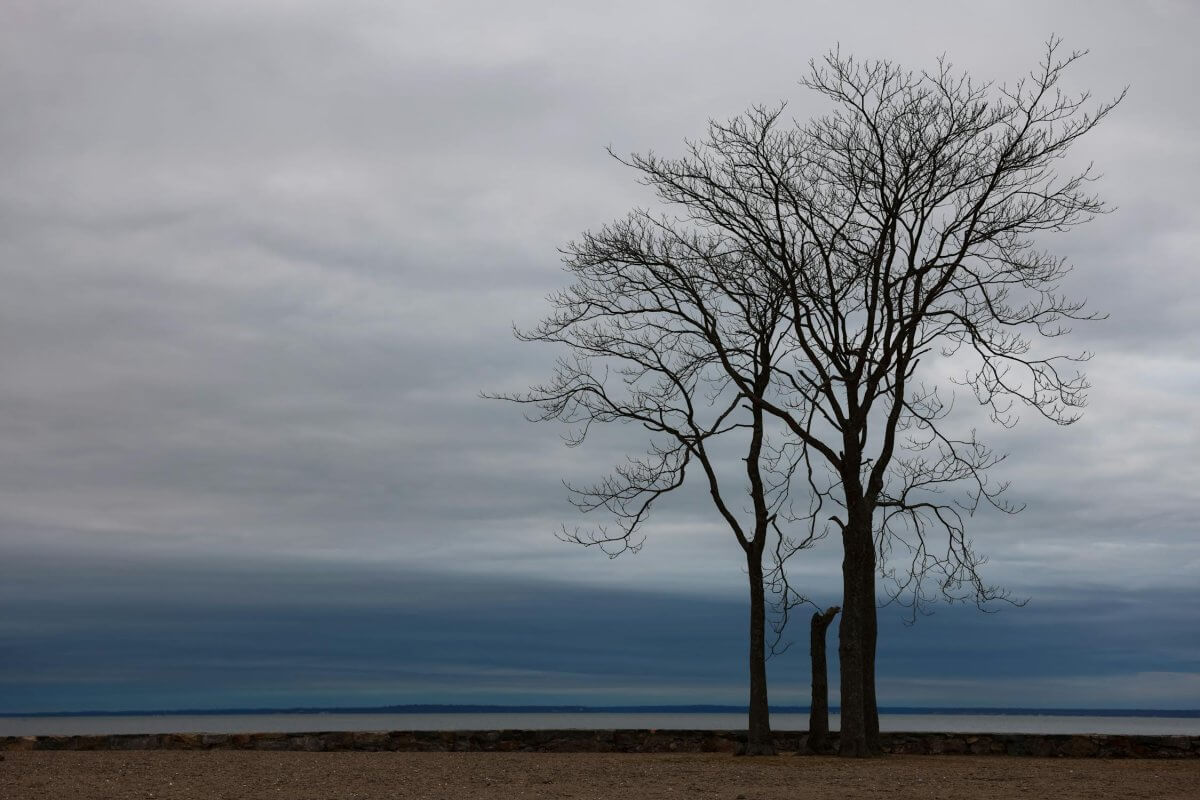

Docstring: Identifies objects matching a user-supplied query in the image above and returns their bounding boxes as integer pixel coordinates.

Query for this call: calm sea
[3,712,1199,737]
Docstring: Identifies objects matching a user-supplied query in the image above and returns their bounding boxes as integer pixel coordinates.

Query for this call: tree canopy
[499,38,1121,756]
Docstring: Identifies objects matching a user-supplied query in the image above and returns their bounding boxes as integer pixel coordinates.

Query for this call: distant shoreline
[5,704,1199,719]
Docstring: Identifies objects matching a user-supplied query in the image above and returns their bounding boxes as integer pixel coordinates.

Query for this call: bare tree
[499,38,1119,757]
[491,217,818,754]
[611,38,1122,755]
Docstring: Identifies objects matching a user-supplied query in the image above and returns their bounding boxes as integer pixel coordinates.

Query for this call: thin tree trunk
[744,557,775,755]
[808,605,840,754]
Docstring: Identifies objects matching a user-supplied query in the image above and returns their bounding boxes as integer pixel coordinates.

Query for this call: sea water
[3,712,1199,737]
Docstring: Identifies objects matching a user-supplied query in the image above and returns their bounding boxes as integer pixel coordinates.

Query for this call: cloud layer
[1,0,1197,711]
[3,551,1198,712]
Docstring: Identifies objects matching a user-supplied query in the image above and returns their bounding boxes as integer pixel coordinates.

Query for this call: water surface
[4,712,1199,737]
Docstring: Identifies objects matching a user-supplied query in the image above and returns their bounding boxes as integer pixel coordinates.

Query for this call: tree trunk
[837,514,877,757]
[743,556,775,755]
[862,576,881,755]
[837,547,866,756]
[808,605,840,754]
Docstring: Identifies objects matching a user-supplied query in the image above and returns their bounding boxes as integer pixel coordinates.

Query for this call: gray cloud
[0,0,1197,710]
[2,553,1195,712]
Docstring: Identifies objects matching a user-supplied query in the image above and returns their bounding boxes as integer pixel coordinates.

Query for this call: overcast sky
[1,0,1197,714]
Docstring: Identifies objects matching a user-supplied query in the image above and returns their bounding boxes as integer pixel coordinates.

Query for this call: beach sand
[2,751,1199,799]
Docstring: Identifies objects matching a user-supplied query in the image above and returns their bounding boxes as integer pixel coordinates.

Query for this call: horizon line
[5,703,1199,719]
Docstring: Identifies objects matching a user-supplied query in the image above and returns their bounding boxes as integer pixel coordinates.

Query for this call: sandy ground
[2,751,1198,800]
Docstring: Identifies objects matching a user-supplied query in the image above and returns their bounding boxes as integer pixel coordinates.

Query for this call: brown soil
[2,751,1198,800]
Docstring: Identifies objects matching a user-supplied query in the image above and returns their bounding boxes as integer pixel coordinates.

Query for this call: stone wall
[2,729,1198,758]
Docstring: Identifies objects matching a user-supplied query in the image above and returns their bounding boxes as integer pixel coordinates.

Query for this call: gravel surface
[2,751,1199,799]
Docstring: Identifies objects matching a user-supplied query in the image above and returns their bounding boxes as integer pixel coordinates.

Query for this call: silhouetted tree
[605,40,1119,755]
[492,214,818,754]
[500,38,1119,758]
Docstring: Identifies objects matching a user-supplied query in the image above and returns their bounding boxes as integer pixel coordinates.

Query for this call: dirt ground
[2,751,1198,800]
